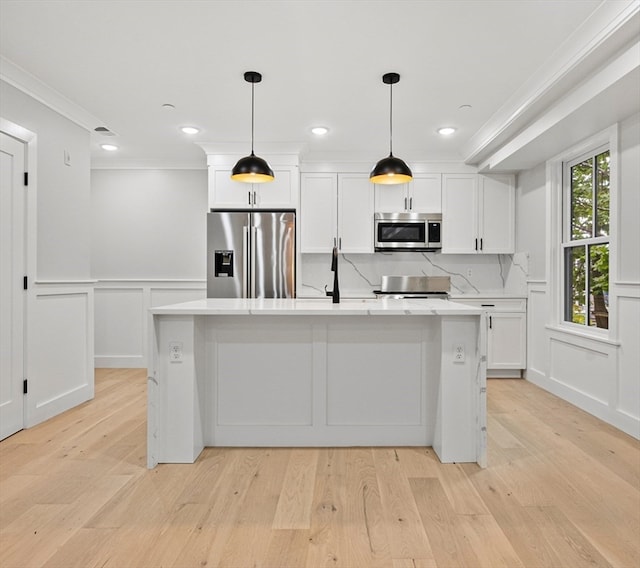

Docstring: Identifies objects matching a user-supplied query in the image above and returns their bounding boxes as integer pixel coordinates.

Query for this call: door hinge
[23,379,28,394]
[23,276,28,290]
[24,172,29,186]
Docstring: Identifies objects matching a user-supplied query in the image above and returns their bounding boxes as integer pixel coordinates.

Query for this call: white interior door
[0,132,26,440]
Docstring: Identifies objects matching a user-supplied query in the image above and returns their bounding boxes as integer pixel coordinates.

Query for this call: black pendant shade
[231,71,274,184]
[370,72,412,185]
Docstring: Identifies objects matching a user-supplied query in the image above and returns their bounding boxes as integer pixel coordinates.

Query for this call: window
[562,147,610,329]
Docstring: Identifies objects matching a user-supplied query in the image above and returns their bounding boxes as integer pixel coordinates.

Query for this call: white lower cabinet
[453,298,526,377]
[487,312,526,371]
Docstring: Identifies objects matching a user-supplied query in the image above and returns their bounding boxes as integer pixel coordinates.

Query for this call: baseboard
[94,355,146,369]
[487,369,523,379]
[526,369,639,440]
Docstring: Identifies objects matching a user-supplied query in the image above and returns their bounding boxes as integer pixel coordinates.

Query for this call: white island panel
[148,298,486,468]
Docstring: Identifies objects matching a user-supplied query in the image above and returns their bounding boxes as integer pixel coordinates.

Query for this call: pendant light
[370,72,412,185]
[231,71,274,183]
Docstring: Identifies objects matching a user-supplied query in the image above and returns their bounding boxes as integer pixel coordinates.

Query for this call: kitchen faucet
[325,246,340,303]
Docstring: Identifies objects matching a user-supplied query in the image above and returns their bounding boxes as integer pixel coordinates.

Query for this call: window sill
[544,324,620,347]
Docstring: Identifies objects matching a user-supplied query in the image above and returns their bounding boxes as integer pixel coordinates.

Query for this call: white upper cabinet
[478,174,515,253]
[299,173,337,253]
[442,173,514,254]
[374,174,442,213]
[300,173,374,254]
[337,174,374,253]
[209,167,299,210]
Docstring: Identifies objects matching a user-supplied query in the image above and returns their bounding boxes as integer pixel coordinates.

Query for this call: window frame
[546,124,618,341]
[561,145,610,331]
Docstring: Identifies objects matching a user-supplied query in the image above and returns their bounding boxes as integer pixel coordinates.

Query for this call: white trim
[35,279,98,285]
[544,324,621,347]
[91,160,207,171]
[1,57,103,132]
[463,0,640,164]
[546,124,618,336]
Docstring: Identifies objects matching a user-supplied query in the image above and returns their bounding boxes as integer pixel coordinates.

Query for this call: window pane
[595,151,610,237]
[589,243,609,329]
[565,246,586,325]
[571,158,594,240]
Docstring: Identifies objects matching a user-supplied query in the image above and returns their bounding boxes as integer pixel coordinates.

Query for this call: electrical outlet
[169,341,183,363]
[453,344,465,363]
[466,268,473,278]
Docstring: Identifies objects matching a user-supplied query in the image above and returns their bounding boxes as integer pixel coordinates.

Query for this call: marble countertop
[150,297,484,316]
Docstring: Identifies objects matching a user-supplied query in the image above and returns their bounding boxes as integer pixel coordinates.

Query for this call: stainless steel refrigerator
[207,210,296,298]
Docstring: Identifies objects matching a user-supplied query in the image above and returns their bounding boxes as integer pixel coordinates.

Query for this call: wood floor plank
[372,448,435,561]
[272,447,319,529]
[1,370,638,568]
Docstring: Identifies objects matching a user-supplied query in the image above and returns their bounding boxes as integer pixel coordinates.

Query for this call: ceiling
[0,0,637,170]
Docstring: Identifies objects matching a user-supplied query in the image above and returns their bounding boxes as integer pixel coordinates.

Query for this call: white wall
[1,81,94,427]
[1,81,91,280]
[91,169,207,279]
[91,169,208,367]
[518,112,640,439]
[515,164,546,282]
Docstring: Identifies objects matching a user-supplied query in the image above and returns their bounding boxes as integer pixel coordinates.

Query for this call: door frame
[1,118,37,431]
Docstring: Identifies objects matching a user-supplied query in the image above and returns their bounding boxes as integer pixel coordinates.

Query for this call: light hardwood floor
[1,369,638,568]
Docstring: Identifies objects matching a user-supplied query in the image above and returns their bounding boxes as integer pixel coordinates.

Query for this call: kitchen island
[148,298,487,468]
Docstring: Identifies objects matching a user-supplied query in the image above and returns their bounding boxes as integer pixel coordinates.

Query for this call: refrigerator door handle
[242,226,249,298]
[250,226,257,298]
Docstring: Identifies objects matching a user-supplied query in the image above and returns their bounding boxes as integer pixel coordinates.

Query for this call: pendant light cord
[251,81,255,155]
[389,82,393,156]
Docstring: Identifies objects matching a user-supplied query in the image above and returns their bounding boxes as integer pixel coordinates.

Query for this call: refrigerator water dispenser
[214,250,234,277]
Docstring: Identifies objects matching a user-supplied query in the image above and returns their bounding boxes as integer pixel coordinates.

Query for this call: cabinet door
[300,173,337,253]
[479,174,514,253]
[442,174,478,253]
[211,169,252,208]
[488,312,526,369]
[374,183,407,212]
[409,174,442,213]
[254,169,298,209]
[338,174,374,253]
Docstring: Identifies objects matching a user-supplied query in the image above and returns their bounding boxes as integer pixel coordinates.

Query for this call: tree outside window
[564,149,609,329]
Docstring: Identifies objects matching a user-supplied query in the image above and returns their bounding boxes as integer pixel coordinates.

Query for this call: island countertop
[150,297,484,316]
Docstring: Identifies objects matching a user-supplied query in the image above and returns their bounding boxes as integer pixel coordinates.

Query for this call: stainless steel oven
[374,212,442,251]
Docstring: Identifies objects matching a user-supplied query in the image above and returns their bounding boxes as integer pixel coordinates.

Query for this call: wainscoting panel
[527,283,548,381]
[27,284,94,427]
[95,288,145,367]
[548,335,613,405]
[94,280,206,368]
[616,287,640,424]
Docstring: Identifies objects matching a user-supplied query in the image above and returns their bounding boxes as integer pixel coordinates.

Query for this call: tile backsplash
[300,251,529,297]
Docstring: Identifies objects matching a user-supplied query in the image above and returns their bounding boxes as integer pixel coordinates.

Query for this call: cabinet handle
[489,316,492,329]
[409,197,413,210]
[475,238,478,251]
[333,237,337,247]
[253,190,257,206]
[248,191,252,205]
[338,237,342,250]
[481,304,495,307]
[404,197,407,210]
[480,238,483,250]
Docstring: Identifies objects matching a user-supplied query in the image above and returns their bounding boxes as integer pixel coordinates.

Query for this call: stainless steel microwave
[374,212,442,251]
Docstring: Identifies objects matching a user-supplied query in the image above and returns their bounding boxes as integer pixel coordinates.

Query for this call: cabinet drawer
[452,298,526,312]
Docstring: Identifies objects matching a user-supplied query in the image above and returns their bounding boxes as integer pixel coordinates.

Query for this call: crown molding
[462,0,640,166]
[1,55,104,132]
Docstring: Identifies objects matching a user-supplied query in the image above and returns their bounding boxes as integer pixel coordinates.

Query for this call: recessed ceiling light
[162,103,175,110]
[100,144,118,151]
[311,126,329,136]
[437,127,457,136]
[181,126,200,135]
[458,104,472,110]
